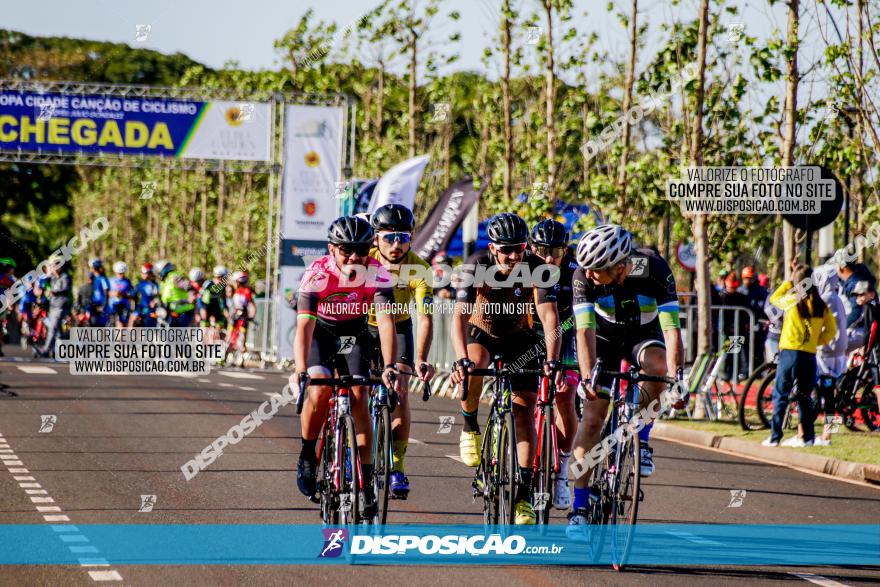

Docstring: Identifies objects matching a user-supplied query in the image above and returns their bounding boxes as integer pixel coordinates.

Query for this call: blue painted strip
[0,524,875,565]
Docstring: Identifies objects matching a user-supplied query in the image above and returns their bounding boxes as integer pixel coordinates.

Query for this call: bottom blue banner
[0,524,876,565]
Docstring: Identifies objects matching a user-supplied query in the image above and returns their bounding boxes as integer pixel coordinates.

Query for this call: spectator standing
[39,266,72,358]
[719,272,750,379]
[813,267,848,446]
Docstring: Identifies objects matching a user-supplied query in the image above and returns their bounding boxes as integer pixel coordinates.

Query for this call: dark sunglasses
[336,243,371,257]
[380,232,412,244]
[534,245,566,258]
[494,242,527,255]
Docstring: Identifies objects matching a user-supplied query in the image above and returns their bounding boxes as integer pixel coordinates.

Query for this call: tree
[615,0,640,211]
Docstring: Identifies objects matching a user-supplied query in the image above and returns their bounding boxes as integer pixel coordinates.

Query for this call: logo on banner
[305,151,321,167]
[225,104,253,127]
[303,199,317,216]
[319,528,348,558]
[295,120,333,139]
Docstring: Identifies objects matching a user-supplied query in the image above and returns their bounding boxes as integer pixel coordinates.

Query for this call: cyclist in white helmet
[108,261,134,328]
[566,224,685,539]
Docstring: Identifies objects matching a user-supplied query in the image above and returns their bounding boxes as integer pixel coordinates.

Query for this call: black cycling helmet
[530,218,568,247]
[328,215,374,245]
[486,213,528,244]
[371,204,415,232]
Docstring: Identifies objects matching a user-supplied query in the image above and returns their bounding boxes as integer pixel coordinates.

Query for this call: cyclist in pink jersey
[292,216,399,519]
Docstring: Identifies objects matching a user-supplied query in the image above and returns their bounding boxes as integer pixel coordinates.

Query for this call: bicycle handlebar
[307,376,384,387]
[599,370,676,385]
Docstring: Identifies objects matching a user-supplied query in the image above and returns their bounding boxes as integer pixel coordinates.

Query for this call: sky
[4,0,796,76]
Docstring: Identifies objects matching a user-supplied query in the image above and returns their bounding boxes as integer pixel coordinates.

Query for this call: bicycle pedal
[638,488,645,502]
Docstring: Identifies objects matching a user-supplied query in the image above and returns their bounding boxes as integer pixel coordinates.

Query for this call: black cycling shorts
[308,318,372,377]
[368,318,415,369]
[594,329,666,399]
[466,325,543,391]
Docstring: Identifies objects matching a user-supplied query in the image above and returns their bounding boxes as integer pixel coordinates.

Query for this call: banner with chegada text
[278,104,345,359]
[0,89,272,161]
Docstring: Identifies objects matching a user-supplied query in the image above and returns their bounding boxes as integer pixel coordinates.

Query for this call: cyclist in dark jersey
[528,219,579,511]
[567,224,684,538]
[199,266,229,329]
[448,212,564,525]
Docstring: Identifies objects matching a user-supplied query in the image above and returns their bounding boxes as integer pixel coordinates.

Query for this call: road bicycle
[587,359,675,571]
[738,358,777,430]
[465,356,542,526]
[532,371,560,524]
[297,375,383,526]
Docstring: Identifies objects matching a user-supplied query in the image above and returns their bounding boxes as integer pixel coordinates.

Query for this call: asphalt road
[0,345,878,586]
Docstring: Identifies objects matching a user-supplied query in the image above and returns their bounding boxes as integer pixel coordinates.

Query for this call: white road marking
[217,382,234,388]
[44,515,71,522]
[408,438,424,444]
[14,476,36,481]
[19,482,41,488]
[8,468,28,473]
[0,449,14,453]
[445,454,465,463]
[241,386,257,391]
[17,365,57,374]
[263,392,277,398]
[88,570,122,581]
[790,573,852,587]
[25,489,48,495]
[51,525,79,532]
[5,460,23,466]
[219,371,264,380]
[1,454,19,459]
[79,558,109,565]
[197,378,211,384]
[59,535,88,543]
[30,496,54,503]
[36,506,61,512]
[665,531,724,546]
[69,546,99,553]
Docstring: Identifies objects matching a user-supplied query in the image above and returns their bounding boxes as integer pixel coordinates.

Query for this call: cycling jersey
[19,289,40,315]
[232,286,254,317]
[160,272,195,314]
[91,274,110,305]
[455,250,557,339]
[297,255,394,324]
[108,277,133,310]
[135,279,159,312]
[199,281,226,316]
[367,249,433,327]
[572,247,681,336]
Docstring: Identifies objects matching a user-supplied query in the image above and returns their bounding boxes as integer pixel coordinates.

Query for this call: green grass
[663,418,880,466]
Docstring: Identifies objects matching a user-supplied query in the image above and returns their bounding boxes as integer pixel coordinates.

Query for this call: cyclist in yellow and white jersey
[367,204,436,499]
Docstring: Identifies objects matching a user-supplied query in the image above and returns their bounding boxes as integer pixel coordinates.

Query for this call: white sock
[558,451,571,478]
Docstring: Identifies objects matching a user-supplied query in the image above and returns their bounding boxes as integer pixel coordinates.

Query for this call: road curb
[653,422,880,486]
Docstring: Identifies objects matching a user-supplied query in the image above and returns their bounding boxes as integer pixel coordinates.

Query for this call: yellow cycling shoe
[458,431,481,467]
[514,500,536,525]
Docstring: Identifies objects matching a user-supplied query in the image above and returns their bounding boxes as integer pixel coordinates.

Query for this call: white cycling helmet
[113,261,128,274]
[576,224,633,270]
[189,267,205,282]
[213,265,228,278]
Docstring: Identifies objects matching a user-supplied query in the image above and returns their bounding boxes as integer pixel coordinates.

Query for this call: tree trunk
[200,166,208,266]
[781,0,799,278]
[218,162,225,239]
[691,0,712,362]
[616,0,639,212]
[376,60,385,139]
[408,28,418,158]
[501,0,513,202]
[543,1,557,203]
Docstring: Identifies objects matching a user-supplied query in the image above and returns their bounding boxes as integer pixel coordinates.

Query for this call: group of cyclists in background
[0,256,257,361]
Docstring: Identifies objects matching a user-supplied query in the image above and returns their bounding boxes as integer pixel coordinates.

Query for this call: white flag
[368,154,430,213]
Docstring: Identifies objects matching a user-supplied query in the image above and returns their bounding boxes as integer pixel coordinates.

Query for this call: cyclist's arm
[294,291,318,372]
[535,299,560,361]
[373,286,397,368]
[572,269,597,381]
[412,269,434,364]
[451,261,476,361]
[662,328,684,376]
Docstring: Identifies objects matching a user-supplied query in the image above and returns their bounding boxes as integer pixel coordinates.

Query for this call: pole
[262,94,277,359]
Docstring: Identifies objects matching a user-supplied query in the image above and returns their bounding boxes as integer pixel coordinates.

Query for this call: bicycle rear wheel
[478,419,498,525]
[535,406,555,524]
[609,425,640,571]
[372,404,392,524]
[338,415,360,525]
[497,412,517,526]
[756,371,776,429]
[739,363,776,430]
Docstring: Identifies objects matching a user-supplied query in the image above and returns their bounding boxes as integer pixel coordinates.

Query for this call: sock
[573,487,590,511]
[557,451,571,477]
[300,438,317,462]
[392,440,408,473]
[516,467,533,503]
[462,409,480,434]
[639,421,653,444]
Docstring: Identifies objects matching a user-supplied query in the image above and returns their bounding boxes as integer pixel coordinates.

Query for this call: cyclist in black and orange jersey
[367,204,436,500]
[448,212,564,525]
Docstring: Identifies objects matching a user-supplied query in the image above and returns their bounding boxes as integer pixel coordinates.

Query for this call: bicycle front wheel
[497,412,517,526]
[739,363,776,430]
[338,415,360,525]
[756,371,776,429]
[535,406,555,524]
[609,428,640,571]
[319,424,337,526]
[372,404,392,524]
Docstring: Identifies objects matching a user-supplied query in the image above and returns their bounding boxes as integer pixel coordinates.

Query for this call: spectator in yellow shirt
[763,262,837,447]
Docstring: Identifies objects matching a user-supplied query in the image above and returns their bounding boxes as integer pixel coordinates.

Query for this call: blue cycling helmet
[89,257,103,269]
[37,275,51,288]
